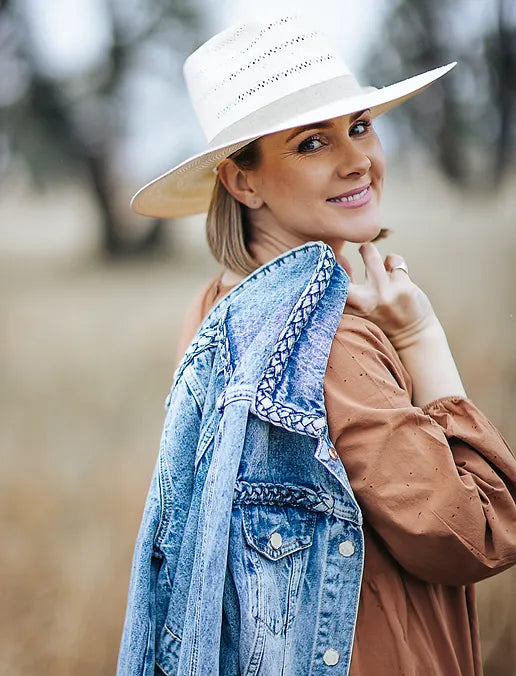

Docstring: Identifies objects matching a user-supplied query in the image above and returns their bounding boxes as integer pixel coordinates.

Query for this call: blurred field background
[1,1,515,675]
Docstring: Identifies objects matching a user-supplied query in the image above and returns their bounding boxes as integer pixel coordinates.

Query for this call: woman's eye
[350,120,371,136]
[297,135,324,153]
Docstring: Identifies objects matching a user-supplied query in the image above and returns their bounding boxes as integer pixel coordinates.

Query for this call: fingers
[384,253,409,275]
[344,280,376,315]
[345,281,360,309]
[345,245,427,338]
[359,243,389,285]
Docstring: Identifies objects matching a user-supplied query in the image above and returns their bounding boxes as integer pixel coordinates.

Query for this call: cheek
[372,139,386,183]
[369,155,385,199]
[264,171,315,208]
[280,166,328,203]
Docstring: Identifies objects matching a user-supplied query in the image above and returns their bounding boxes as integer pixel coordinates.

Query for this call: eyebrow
[285,110,368,143]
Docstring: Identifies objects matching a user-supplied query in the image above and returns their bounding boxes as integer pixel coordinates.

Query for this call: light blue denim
[117,241,364,675]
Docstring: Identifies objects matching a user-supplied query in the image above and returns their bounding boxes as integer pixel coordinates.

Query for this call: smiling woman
[216,110,385,263]
[118,13,516,676]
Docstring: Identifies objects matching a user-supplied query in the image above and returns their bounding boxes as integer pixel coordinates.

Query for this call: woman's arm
[395,319,466,408]
[342,242,466,407]
[325,314,516,586]
[333,243,516,583]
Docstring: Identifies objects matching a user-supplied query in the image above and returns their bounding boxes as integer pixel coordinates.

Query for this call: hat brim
[131,62,456,219]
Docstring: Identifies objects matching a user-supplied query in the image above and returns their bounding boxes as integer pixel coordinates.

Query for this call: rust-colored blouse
[176,275,516,676]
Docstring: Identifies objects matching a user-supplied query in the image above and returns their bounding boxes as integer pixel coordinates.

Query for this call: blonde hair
[206,140,260,276]
[205,139,390,276]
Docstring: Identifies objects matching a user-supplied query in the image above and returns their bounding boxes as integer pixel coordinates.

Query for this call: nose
[335,137,372,179]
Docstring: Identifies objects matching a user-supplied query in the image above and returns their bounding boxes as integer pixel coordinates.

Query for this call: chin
[345,226,383,244]
[336,209,382,243]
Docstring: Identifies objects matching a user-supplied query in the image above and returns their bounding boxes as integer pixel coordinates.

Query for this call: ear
[217,159,264,210]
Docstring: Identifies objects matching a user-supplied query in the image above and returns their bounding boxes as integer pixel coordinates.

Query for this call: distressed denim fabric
[117,242,364,676]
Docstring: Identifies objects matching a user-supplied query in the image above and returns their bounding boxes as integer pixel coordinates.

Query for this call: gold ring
[391,262,409,274]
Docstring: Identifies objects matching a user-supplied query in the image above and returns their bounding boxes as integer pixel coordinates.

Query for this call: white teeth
[328,187,369,202]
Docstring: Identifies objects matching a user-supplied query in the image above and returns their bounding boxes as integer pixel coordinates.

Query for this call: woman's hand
[340,242,438,350]
[339,242,467,406]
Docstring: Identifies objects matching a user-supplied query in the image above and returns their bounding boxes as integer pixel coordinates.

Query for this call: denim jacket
[118,242,364,676]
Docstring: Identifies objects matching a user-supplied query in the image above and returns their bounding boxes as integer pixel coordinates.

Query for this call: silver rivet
[338,540,355,557]
[269,532,283,550]
[323,648,340,665]
[328,446,339,460]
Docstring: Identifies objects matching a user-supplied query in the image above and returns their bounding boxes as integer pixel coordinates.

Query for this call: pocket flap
[242,504,316,561]
[156,624,181,676]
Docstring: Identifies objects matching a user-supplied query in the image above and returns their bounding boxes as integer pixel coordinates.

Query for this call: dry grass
[1,167,515,674]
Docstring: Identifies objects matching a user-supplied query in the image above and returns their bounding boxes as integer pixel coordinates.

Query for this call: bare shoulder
[193,273,222,308]
[175,273,221,363]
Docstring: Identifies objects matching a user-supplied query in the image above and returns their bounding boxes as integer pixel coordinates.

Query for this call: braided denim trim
[173,323,219,387]
[173,243,332,386]
[171,243,336,422]
[217,314,233,386]
[234,480,335,515]
[172,308,232,393]
[254,247,335,436]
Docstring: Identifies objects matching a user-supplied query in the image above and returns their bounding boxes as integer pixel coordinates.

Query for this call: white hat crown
[184,14,360,145]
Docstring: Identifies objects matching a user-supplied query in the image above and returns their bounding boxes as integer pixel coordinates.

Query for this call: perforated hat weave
[131,14,456,219]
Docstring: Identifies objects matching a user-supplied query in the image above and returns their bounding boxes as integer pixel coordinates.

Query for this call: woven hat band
[208,74,365,148]
[184,15,354,142]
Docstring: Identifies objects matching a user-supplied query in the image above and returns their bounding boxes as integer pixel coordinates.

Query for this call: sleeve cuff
[421,395,470,415]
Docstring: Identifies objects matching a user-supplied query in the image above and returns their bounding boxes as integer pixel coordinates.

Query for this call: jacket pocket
[241,503,316,635]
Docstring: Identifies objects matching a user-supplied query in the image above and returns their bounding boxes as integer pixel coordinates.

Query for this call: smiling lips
[327,184,371,208]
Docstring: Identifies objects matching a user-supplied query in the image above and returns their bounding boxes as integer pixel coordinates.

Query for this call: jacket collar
[176,241,349,437]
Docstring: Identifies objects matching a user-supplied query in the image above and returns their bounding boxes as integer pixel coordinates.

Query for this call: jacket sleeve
[117,458,163,676]
[324,314,516,586]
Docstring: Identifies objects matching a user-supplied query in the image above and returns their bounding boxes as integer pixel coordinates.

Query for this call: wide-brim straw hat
[131,14,456,219]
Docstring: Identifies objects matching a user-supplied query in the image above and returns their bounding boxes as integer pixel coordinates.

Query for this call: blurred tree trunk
[416,1,465,181]
[362,0,516,187]
[84,152,165,257]
[26,71,165,257]
[490,0,516,179]
[0,0,205,257]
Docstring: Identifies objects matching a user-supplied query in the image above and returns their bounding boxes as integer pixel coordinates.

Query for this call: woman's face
[237,110,385,254]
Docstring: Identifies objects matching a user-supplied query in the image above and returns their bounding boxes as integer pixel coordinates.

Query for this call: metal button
[328,446,339,460]
[338,540,355,557]
[269,532,283,550]
[323,648,340,666]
